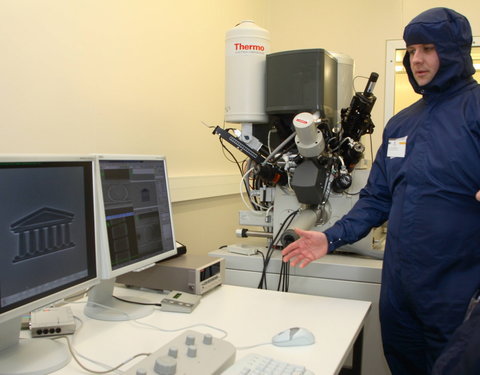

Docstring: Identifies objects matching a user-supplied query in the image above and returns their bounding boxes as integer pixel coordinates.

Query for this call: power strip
[30,306,76,337]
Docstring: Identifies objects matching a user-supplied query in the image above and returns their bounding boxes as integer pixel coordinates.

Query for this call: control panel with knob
[123,330,236,375]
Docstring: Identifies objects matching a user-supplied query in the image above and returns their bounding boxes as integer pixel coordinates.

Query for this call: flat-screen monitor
[84,155,177,321]
[0,155,98,375]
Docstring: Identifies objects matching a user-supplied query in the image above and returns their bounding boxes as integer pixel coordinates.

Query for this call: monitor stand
[84,278,154,321]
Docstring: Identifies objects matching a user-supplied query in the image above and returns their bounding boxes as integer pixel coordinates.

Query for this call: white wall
[0,0,267,174]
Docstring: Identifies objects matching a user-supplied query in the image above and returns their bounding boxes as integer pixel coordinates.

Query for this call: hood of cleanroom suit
[324,7,480,370]
[402,7,475,95]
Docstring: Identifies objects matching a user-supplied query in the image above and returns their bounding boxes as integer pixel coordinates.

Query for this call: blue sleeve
[324,136,392,252]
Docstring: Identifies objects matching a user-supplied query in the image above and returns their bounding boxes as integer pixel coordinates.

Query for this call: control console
[123,330,236,375]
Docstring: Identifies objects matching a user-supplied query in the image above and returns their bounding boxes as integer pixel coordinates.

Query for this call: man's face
[406,43,440,86]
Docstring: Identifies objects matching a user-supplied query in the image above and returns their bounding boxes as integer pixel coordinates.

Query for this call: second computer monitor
[84,155,177,321]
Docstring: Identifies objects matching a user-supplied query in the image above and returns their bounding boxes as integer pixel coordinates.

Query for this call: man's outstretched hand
[281,228,329,268]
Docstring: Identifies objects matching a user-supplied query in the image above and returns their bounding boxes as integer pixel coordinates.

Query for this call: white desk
[209,249,389,375]
[48,284,370,375]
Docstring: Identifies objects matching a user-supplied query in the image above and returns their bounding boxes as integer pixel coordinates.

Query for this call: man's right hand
[281,228,329,268]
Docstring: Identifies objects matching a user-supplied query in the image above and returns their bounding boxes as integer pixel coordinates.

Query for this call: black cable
[278,262,286,292]
[113,295,162,307]
[258,240,275,290]
[256,249,266,263]
[283,261,290,292]
[258,210,298,290]
[219,137,245,176]
[285,260,290,291]
[277,254,291,292]
[218,136,253,204]
[286,261,290,291]
[277,259,285,291]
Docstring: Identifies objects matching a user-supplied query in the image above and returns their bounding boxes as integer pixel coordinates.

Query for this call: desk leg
[339,328,364,375]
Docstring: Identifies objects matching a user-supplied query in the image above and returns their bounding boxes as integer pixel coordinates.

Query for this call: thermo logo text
[234,43,265,51]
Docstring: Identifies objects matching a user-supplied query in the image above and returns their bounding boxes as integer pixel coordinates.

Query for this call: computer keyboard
[222,353,315,375]
[122,330,236,375]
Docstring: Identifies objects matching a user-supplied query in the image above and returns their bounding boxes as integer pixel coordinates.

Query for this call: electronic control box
[117,254,225,295]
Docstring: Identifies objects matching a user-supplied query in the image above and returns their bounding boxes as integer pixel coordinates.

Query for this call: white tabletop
[50,284,371,375]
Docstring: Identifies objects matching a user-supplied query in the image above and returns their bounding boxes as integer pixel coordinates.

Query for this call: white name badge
[387,136,407,158]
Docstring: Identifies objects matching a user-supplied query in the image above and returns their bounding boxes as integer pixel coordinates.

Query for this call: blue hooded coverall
[323,8,480,375]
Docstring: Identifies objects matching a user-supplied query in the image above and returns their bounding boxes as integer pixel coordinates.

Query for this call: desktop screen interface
[99,159,175,270]
[0,161,96,314]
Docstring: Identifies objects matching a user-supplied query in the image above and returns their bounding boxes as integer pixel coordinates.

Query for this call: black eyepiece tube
[364,72,379,96]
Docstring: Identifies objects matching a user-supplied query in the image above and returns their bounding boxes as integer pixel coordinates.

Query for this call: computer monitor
[0,155,98,375]
[84,155,177,321]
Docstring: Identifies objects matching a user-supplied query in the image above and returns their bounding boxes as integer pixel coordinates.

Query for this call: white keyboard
[222,353,315,375]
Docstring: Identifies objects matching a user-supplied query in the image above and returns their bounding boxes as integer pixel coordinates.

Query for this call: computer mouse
[271,327,315,347]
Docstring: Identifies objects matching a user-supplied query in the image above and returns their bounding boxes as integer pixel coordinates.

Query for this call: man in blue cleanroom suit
[281,7,480,375]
